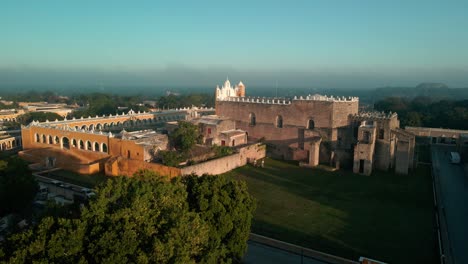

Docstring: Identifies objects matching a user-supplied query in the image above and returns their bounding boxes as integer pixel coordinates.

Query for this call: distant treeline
[374,97,468,130]
[1,91,214,117]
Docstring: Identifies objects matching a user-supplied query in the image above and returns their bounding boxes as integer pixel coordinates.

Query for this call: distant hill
[415,82,449,89]
[372,84,468,101]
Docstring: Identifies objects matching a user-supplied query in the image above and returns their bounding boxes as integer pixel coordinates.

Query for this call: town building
[19,108,214,175]
[0,130,21,152]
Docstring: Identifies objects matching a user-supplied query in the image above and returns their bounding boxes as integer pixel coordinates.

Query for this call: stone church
[215,79,415,175]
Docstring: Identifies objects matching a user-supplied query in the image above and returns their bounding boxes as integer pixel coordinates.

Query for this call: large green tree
[183,175,256,263]
[0,171,256,263]
[169,121,201,152]
[0,157,39,217]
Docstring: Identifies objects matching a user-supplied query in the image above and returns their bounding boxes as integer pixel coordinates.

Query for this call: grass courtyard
[225,158,437,264]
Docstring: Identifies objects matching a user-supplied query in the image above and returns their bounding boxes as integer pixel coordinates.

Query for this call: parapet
[350,111,398,121]
[24,106,214,128]
[293,94,359,102]
[217,96,292,105]
[216,94,359,104]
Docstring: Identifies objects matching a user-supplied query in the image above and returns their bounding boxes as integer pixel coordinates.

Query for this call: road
[35,174,91,201]
[431,145,468,264]
[244,241,328,264]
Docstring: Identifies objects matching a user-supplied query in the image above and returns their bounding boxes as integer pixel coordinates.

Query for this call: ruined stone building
[190,115,247,147]
[215,79,415,175]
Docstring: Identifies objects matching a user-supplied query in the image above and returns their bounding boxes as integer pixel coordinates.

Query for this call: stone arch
[101,143,108,153]
[54,136,59,144]
[94,142,99,152]
[42,134,47,143]
[276,115,283,128]
[62,137,70,149]
[79,140,84,149]
[103,123,109,129]
[89,124,95,130]
[1,142,6,150]
[81,125,88,130]
[71,139,77,148]
[35,133,40,143]
[75,126,79,130]
[249,112,256,126]
[116,121,122,127]
[307,119,315,129]
[86,140,92,151]
[96,123,103,130]
[48,135,53,144]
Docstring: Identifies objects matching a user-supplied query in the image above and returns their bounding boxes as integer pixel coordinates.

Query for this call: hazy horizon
[2,1,468,89]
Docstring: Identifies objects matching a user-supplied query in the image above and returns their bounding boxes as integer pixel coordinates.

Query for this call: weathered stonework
[215,80,415,175]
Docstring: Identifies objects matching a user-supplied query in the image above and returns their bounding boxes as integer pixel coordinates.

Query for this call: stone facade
[215,80,415,175]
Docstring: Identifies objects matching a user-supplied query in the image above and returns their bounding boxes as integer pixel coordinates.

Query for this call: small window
[207,128,212,134]
[249,113,256,126]
[363,131,371,143]
[307,119,315,129]
[276,115,283,128]
[379,129,385,140]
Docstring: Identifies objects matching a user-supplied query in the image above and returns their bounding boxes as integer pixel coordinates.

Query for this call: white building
[215,79,245,100]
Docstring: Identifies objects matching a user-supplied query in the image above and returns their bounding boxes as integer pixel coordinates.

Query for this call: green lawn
[225,158,437,264]
[43,170,109,188]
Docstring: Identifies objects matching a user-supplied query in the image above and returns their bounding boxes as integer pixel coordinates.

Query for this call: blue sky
[1,0,468,88]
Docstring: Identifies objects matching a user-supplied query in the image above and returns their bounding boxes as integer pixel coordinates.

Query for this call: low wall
[181,143,266,176]
[249,233,359,264]
[181,153,241,175]
[105,157,181,178]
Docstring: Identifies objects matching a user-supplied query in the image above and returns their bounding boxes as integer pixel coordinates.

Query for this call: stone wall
[217,99,358,129]
[181,153,242,176]
[181,143,266,176]
[104,157,181,178]
[395,140,410,174]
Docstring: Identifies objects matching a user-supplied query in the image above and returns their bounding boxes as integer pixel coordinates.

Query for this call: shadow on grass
[231,159,438,264]
[251,219,360,260]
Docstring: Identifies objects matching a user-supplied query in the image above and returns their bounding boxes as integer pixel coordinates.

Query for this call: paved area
[432,145,468,264]
[244,241,327,264]
[35,174,91,201]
